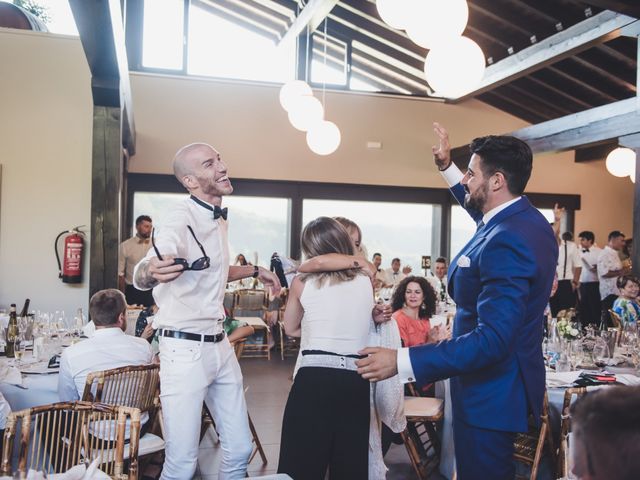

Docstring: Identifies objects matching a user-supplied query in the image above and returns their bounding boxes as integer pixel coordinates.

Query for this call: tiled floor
[194,355,432,479]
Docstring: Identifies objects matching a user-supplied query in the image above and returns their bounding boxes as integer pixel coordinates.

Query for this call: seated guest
[135,303,158,342]
[58,288,154,402]
[612,275,640,326]
[391,276,447,347]
[383,258,409,288]
[223,315,255,344]
[570,385,640,480]
[427,257,450,303]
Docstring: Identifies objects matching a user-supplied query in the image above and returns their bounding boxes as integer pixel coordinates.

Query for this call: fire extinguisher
[55,226,86,284]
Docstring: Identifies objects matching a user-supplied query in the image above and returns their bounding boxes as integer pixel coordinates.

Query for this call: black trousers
[579,282,601,327]
[549,280,577,317]
[601,294,618,328]
[278,367,369,480]
[124,284,154,307]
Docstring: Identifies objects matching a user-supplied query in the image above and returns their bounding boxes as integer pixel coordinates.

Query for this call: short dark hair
[616,275,639,290]
[391,276,437,320]
[571,386,640,480]
[562,231,573,242]
[135,215,152,225]
[89,289,126,327]
[469,135,533,195]
[578,231,595,242]
[435,257,447,264]
[392,258,401,263]
[372,253,381,259]
[608,230,625,241]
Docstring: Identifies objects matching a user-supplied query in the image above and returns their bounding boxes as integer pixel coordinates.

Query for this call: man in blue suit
[357,123,558,479]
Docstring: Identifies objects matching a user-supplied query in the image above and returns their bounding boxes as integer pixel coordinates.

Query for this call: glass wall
[133,192,290,268]
[302,199,438,274]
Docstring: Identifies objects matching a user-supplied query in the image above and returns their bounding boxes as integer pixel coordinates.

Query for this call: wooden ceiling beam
[449,10,638,101]
[568,1,640,18]
[278,0,338,46]
[508,97,640,153]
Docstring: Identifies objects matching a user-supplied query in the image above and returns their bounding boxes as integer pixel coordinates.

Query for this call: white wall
[0,28,92,314]
[0,29,634,317]
[129,73,634,244]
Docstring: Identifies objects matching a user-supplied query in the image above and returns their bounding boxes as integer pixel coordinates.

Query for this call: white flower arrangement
[556,318,580,340]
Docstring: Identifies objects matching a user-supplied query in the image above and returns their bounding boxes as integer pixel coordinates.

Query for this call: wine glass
[593,337,610,367]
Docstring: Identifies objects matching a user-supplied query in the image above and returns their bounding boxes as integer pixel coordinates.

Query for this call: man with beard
[356,123,558,480]
[118,215,154,306]
[133,143,281,479]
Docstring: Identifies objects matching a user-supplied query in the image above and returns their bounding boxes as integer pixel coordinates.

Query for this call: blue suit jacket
[409,184,558,432]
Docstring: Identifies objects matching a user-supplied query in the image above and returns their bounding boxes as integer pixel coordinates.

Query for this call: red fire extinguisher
[55,226,86,284]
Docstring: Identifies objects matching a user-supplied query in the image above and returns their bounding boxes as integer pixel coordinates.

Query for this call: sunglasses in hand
[152,226,210,271]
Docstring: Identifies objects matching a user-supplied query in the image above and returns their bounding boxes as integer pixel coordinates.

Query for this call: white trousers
[158,336,252,480]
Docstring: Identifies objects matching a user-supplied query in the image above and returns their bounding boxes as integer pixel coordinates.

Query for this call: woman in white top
[278,217,374,480]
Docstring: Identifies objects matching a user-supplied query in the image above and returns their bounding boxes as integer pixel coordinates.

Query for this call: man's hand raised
[432,122,452,171]
[356,347,398,382]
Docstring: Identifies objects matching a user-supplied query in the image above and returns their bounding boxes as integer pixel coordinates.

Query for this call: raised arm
[298,254,375,277]
[228,265,282,296]
[282,276,305,337]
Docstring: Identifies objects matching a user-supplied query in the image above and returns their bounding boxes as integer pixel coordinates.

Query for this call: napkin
[0,363,23,386]
[546,370,583,388]
[615,374,640,386]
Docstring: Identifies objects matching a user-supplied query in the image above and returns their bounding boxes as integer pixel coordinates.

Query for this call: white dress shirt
[58,328,154,402]
[384,268,406,287]
[118,235,152,285]
[398,163,521,383]
[556,240,581,281]
[134,196,230,334]
[597,246,622,299]
[579,245,601,283]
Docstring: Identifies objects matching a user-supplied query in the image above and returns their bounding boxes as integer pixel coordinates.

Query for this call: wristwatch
[252,265,260,278]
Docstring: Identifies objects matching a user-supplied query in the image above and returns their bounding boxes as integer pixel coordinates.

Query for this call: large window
[142,0,185,70]
[302,199,438,274]
[133,192,290,268]
[450,205,556,259]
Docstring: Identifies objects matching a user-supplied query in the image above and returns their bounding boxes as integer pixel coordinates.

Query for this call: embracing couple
[278,123,557,480]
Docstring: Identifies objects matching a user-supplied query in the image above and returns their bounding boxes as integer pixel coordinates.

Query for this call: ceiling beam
[574,141,618,162]
[69,0,135,154]
[449,10,639,101]
[278,0,338,46]
[571,1,640,18]
[508,97,640,154]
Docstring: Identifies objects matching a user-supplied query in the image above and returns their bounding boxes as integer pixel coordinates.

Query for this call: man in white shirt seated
[58,288,154,402]
[427,257,449,302]
[383,258,410,288]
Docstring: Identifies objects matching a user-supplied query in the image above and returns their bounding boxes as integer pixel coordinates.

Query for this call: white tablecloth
[0,355,59,412]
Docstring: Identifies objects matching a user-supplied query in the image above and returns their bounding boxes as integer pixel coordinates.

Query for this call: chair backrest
[235,289,267,313]
[223,291,236,313]
[1,401,140,479]
[608,309,623,329]
[82,364,160,415]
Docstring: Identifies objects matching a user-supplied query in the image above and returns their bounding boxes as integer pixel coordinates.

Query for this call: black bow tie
[583,249,590,253]
[190,195,228,220]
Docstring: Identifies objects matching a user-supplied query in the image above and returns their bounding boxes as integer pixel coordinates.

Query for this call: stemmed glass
[593,337,610,367]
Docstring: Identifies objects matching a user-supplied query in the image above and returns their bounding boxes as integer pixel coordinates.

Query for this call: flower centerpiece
[556,318,580,340]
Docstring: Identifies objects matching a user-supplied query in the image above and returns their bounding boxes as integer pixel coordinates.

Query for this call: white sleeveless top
[299,274,374,355]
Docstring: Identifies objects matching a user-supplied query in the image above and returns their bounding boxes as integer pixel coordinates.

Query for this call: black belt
[159,329,225,343]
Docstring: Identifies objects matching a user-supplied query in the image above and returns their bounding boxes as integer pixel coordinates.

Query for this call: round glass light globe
[424,36,485,98]
[405,0,469,50]
[288,95,324,132]
[605,147,635,177]
[376,0,413,30]
[279,80,313,112]
[306,121,341,156]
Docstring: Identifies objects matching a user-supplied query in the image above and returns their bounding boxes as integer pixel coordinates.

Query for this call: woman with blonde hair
[278,217,379,479]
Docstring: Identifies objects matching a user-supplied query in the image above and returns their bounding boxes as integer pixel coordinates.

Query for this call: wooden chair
[82,365,165,465]
[513,391,556,480]
[199,340,267,465]
[223,291,236,316]
[1,401,140,479]
[401,387,444,480]
[608,309,623,329]
[234,290,271,359]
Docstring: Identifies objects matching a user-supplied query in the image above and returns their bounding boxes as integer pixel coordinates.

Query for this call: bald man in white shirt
[134,143,281,480]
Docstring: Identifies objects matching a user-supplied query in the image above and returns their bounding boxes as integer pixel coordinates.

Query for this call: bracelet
[252,265,259,278]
